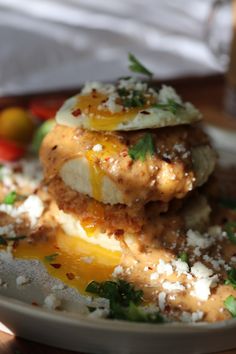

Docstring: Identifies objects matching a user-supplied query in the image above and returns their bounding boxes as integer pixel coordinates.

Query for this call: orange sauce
[13,230,121,294]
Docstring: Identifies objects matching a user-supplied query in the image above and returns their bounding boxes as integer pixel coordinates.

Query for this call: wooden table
[0,74,236,354]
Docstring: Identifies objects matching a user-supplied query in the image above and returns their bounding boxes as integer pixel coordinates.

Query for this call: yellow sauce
[74,92,142,131]
[14,230,121,294]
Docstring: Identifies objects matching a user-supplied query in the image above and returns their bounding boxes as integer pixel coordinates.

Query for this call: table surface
[0,74,236,354]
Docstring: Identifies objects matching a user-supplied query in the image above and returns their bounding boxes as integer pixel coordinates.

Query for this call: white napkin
[0,0,230,95]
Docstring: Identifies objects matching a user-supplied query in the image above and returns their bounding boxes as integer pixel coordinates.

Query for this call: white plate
[0,124,236,354]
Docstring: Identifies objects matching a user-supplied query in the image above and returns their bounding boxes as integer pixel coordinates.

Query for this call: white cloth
[0,0,231,95]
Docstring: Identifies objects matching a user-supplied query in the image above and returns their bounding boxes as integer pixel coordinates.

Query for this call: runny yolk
[14,230,121,294]
[74,92,145,131]
[85,133,123,202]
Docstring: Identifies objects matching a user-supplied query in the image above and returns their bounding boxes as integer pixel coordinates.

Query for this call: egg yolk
[14,230,121,293]
[74,92,149,131]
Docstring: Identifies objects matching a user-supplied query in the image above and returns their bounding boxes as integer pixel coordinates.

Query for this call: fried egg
[56,80,201,132]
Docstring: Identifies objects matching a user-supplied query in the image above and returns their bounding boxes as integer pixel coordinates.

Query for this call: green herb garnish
[3,191,17,205]
[31,119,55,154]
[44,253,59,262]
[224,295,236,317]
[178,252,188,263]
[86,280,143,306]
[128,133,155,162]
[117,88,146,108]
[152,99,184,115]
[2,191,25,205]
[225,268,236,288]
[219,197,236,211]
[224,222,236,244]
[128,53,153,78]
[86,280,163,323]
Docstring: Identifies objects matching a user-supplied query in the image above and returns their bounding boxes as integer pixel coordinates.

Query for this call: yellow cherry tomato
[0,107,34,143]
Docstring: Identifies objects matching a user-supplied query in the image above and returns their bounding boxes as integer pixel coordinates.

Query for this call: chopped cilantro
[178,252,188,263]
[224,222,236,244]
[2,191,25,205]
[3,191,17,205]
[224,295,236,317]
[44,253,59,262]
[225,268,236,288]
[219,197,236,211]
[86,280,163,323]
[128,133,155,162]
[117,88,146,108]
[128,53,153,78]
[86,280,143,306]
[152,99,184,115]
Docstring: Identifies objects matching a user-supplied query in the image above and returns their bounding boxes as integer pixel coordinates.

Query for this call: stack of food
[40,55,236,323]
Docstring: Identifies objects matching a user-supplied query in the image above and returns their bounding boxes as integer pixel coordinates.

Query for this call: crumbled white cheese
[191,262,213,279]
[0,195,44,227]
[16,275,30,286]
[118,77,147,92]
[103,94,123,113]
[88,308,109,319]
[158,292,166,311]
[157,259,173,276]
[112,265,124,278]
[173,259,189,276]
[187,229,213,249]
[92,144,103,152]
[81,82,115,95]
[162,281,185,292]
[191,275,218,301]
[0,224,16,238]
[180,310,204,323]
[158,85,182,104]
[44,294,61,310]
[150,272,159,281]
[52,283,65,291]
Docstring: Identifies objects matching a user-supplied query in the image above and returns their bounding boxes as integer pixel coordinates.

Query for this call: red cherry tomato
[0,139,25,162]
[29,97,66,121]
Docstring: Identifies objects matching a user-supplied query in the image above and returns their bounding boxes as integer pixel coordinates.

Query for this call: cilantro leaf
[128,133,155,162]
[86,280,163,323]
[3,191,17,205]
[224,295,236,317]
[44,253,59,262]
[128,53,153,78]
[111,301,164,323]
[225,268,236,288]
[224,222,236,244]
[178,252,188,263]
[86,280,143,306]
[152,99,184,115]
[118,88,146,108]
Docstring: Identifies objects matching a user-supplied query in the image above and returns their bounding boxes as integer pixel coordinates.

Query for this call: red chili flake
[32,301,39,307]
[50,263,61,269]
[66,272,75,280]
[114,229,124,236]
[72,108,81,117]
[148,266,153,270]
[104,157,110,161]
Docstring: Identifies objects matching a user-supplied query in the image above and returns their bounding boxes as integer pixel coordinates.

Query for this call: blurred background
[0,0,233,95]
